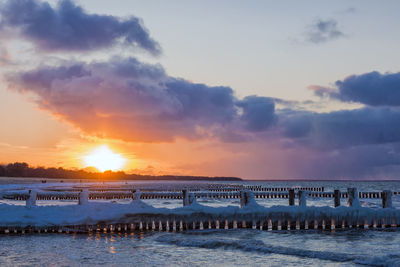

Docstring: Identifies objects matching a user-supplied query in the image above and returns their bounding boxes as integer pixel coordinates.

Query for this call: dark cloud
[279,110,313,139]
[9,57,276,142]
[0,0,160,54]
[164,79,236,124]
[279,107,400,150]
[236,96,276,131]
[313,71,400,106]
[9,57,400,179]
[13,56,400,152]
[285,144,400,179]
[306,19,345,44]
[272,107,400,179]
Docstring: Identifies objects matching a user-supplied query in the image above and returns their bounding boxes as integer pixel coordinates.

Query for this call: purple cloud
[236,96,276,131]
[279,107,400,149]
[313,71,400,106]
[0,0,161,54]
[9,56,400,179]
[9,57,276,142]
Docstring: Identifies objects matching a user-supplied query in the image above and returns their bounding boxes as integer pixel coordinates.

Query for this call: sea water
[1,180,400,266]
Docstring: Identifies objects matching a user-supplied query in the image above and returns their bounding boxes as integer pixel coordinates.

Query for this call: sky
[1,0,400,179]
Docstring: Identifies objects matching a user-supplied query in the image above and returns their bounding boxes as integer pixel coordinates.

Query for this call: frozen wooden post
[382,190,392,208]
[188,193,196,205]
[347,188,360,207]
[26,189,37,208]
[334,189,341,207]
[240,190,253,208]
[240,190,247,208]
[289,189,295,206]
[78,189,89,205]
[134,189,141,200]
[182,189,190,206]
[298,190,306,207]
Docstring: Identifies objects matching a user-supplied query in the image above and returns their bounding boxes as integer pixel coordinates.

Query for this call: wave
[155,234,400,266]
[354,255,400,267]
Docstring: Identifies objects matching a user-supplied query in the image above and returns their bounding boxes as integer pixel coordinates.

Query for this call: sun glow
[83,145,126,172]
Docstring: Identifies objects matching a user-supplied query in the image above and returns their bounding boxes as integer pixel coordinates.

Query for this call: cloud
[11,56,400,153]
[0,0,160,54]
[279,107,400,149]
[306,19,345,44]
[312,71,400,106]
[0,43,10,65]
[9,55,400,179]
[8,57,277,142]
[280,143,400,179]
[8,59,400,181]
[236,96,276,131]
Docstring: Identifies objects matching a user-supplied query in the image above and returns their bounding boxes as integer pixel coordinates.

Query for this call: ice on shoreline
[0,196,399,228]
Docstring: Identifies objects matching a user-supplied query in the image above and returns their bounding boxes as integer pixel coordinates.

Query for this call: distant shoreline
[0,162,242,182]
[0,176,243,183]
[1,177,400,184]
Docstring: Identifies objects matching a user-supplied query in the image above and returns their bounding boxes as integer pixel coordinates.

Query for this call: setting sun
[83,145,126,172]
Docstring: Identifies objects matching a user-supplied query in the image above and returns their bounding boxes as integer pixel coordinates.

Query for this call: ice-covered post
[240,190,247,208]
[26,189,37,208]
[183,189,190,206]
[347,188,360,207]
[188,193,196,205]
[78,189,89,205]
[133,189,141,200]
[334,189,341,207]
[240,190,254,208]
[298,190,306,207]
[382,190,392,208]
[289,189,295,206]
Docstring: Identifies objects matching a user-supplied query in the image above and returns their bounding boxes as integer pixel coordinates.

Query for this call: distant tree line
[0,162,242,181]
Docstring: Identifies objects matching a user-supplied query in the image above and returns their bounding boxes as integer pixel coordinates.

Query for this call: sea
[1,179,400,267]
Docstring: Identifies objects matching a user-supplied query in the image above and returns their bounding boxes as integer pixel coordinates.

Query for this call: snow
[0,193,398,228]
[134,189,141,200]
[25,190,37,208]
[299,190,307,207]
[78,189,89,205]
[0,181,399,228]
